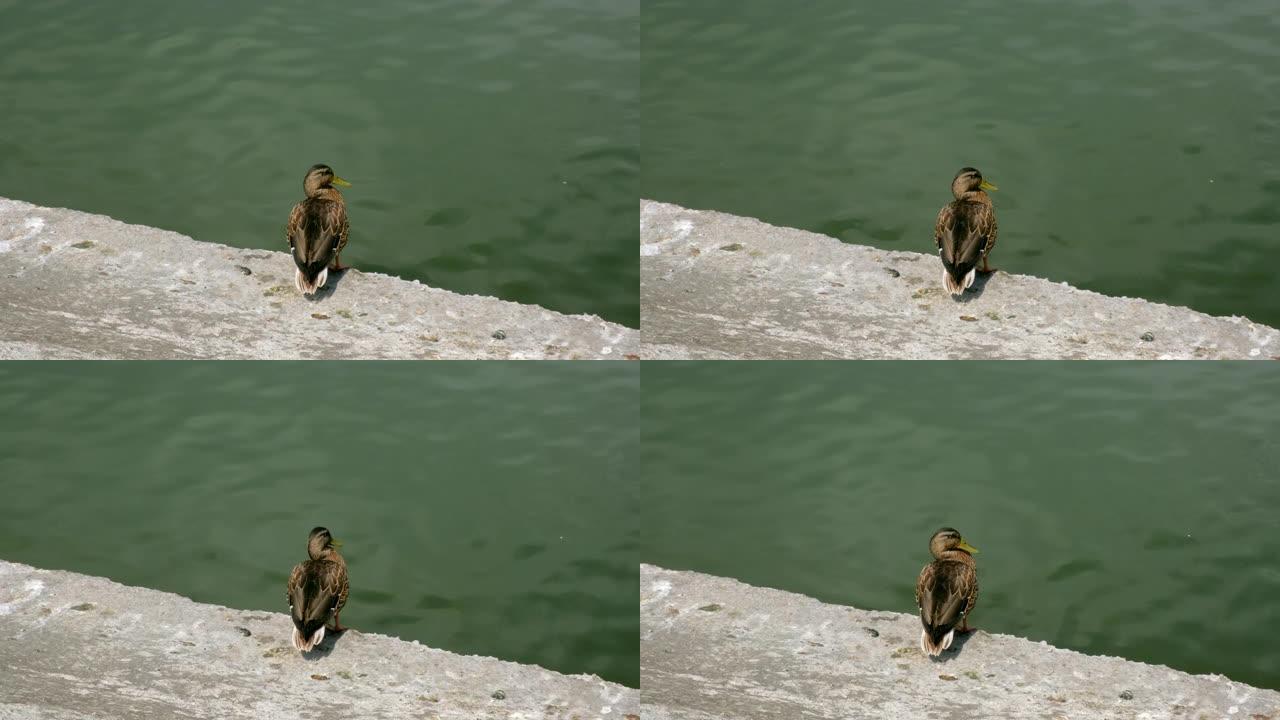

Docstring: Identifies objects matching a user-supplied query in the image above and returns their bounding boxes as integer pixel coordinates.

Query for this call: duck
[286,526,349,652]
[916,527,979,657]
[935,167,998,295]
[286,164,351,296]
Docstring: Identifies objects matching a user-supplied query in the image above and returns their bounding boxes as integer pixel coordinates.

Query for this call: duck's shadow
[304,268,351,302]
[301,628,350,659]
[929,629,978,662]
[952,271,996,303]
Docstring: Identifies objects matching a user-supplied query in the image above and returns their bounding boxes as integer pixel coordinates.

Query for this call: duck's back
[288,196,348,268]
[288,557,348,632]
[917,558,978,636]
[936,199,994,263]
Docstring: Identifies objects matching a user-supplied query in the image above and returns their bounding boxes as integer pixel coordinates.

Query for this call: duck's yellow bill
[332,176,352,188]
[331,538,344,548]
[958,540,979,554]
[979,179,997,192]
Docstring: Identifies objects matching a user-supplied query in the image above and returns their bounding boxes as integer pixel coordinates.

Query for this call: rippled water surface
[0,363,639,686]
[643,1,1280,328]
[642,363,1280,690]
[0,0,638,326]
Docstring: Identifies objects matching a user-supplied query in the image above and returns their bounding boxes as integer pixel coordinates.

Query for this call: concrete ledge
[639,200,1280,359]
[640,564,1279,720]
[0,197,637,359]
[0,559,638,720]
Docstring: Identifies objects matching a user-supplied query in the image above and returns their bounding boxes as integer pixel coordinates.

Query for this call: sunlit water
[0,362,639,687]
[0,0,638,326]
[642,362,1280,690]
[643,1,1280,328]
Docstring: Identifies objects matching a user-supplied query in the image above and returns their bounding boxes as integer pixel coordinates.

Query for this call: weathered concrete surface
[640,200,1280,359]
[640,564,1280,720]
[0,560,638,720]
[0,197,637,359]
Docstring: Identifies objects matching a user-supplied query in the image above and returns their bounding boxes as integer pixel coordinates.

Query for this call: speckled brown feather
[916,549,978,655]
[285,529,348,651]
[286,554,348,621]
[935,167,999,294]
[285,165,350,295]
[285,190,348,272]
[935,198,997,270]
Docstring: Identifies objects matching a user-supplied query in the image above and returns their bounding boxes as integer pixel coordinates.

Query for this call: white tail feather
[294,267,329,296]
[307,626,325,652]
[943,269,964,296]
[293,624,325,652]
[920,627,957,657]
[942,266,978,296]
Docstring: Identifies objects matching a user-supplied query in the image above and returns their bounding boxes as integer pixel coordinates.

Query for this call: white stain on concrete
[0,216,46,253]
[645,579,672,604]
[640,219,696,257]
[0,579,46,614]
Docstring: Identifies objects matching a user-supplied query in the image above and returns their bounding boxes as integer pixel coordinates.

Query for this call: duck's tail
[294,266,329,296]
[919,626,955,657]
[292,623,325,652]
[942,266,976,296]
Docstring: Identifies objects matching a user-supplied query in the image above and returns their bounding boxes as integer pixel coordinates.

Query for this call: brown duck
[286,526,349,652]
[916,527,979,657]
[286,164,351,295]
[935,167,998,295]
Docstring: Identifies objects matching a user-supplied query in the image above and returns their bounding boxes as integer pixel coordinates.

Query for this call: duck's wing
[334,558,349,615]
[287,198,346,272]
[917,560,977,634]
[286,561,305,604]
[936,200,993,271]
[289,559,343,630]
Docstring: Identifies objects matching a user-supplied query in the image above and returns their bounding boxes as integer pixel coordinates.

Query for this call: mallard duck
[935,167,998,295]
[286,526,349,652]
[916,527,979,657]
[286,164,351,296]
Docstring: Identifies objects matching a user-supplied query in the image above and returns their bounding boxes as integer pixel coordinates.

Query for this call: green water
[0,362,639,687]
[642,362,1280,691]
[642,1,1280,328]
[0,0,638,327]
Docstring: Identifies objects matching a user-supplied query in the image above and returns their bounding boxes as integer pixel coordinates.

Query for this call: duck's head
[929,527,978,559]
[306,526,342,559]
[951,167,997,199]
[303,164,352,197]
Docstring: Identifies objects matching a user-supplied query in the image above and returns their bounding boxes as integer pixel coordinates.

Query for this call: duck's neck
[308,187,344,202]
[309,546,344,564]
[937,549,976,566]
[958,190,992,204]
